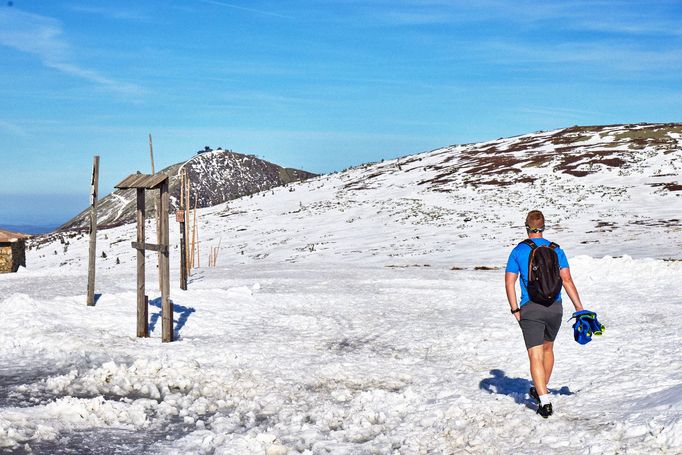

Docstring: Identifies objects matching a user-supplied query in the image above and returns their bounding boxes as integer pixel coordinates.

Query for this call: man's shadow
[148,298,196,340]
[479,369,573,409]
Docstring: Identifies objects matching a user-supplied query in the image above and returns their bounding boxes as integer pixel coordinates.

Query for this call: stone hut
[0,229,28,273]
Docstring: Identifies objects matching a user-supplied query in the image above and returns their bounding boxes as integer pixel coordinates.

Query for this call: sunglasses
[525,225,545,233]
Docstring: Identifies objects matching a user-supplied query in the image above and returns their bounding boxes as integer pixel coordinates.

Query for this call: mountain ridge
[29,122,682,270]
[59,149,317,230]
[195,121,682,265]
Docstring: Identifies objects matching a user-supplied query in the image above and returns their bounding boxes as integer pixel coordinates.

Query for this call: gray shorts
[519,301,563,349]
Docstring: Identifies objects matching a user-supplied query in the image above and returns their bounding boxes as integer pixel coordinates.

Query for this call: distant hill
[42,122,682,268]
[180,122,682,264]
[59,149,317,230]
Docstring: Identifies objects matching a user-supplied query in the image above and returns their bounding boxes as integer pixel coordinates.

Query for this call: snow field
[1,257,681,454]
[3,124,682,452]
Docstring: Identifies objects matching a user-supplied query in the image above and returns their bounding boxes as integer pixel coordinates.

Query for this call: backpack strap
[521,239,537,250]
[522,239,538,281]
[522,239,560,250]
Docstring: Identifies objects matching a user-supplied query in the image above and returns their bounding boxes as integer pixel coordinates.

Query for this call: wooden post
[136,188,148,337]
[214,237,221,267]
[150,133,163,294]
[86,155,99,306]
[160,179,172,342]
[149,133,156,174]
[179,210,188,289]
[191,195,198,269]
[184,171,190,277]
[185,175,191,276]
[142,294,149,335]
[179,173,188,290]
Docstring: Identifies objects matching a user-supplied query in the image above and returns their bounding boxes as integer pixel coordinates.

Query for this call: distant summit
[59,149,317,230]
[197,145,228,155]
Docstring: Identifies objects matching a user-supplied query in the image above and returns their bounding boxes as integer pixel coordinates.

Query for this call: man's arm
[505,272,521,321]
[559,268,584,312]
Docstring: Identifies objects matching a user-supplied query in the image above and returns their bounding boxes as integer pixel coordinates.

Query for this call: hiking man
[504,210,584,418]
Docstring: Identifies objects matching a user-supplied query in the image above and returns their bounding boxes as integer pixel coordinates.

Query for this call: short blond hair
[525,210,545,229]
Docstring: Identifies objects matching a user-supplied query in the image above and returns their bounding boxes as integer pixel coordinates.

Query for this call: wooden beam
[150,133,163,295]
[179,174,187,290]
[86,155,99,306]
[131,242,168,253]
[185,174,191,276]
[214,237,221,267]
[115,173,167,190]
[136,188,148,337]
[149,133,155,174]
[160,179,173,342]
[142,294,149,338]
[190,195,197,269]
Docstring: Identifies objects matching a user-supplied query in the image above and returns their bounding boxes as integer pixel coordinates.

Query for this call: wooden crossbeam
[115,173,168,190]
[131,241,168,253]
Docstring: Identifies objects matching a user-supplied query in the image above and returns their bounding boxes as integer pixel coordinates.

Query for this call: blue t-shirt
[505,238,569,306]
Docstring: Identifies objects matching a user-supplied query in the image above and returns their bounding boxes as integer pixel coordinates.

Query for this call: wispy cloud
[516,106,608,120]
[198,0,293,19]
[483,40,682,76]
[338,0,682,36]
[0,119,28,137]
[0,8,142,95]
[67,4,151,22]
[573,18,682,36]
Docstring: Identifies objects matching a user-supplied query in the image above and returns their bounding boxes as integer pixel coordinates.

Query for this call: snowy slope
[2,123,682,454]
[45,122,682,269]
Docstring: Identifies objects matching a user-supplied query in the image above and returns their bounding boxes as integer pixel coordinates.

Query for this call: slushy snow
[1,259,681,454]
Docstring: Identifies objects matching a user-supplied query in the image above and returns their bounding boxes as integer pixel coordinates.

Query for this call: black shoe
[529,387,540,404]
[537,403,553,418]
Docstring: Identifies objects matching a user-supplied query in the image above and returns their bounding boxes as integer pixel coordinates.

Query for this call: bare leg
[527,345,548,396]
[543,341,555,387]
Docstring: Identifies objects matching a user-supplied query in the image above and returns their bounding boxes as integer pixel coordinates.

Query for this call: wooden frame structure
[115,172,173,342]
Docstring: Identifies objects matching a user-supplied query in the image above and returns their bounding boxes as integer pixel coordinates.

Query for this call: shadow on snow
[479,369,573,409]
[148,298,196,340]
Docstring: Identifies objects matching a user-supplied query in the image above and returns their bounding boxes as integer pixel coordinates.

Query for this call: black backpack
[522,239,563,305]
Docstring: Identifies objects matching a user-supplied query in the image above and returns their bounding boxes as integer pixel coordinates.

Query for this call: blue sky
[1,0,682,226]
